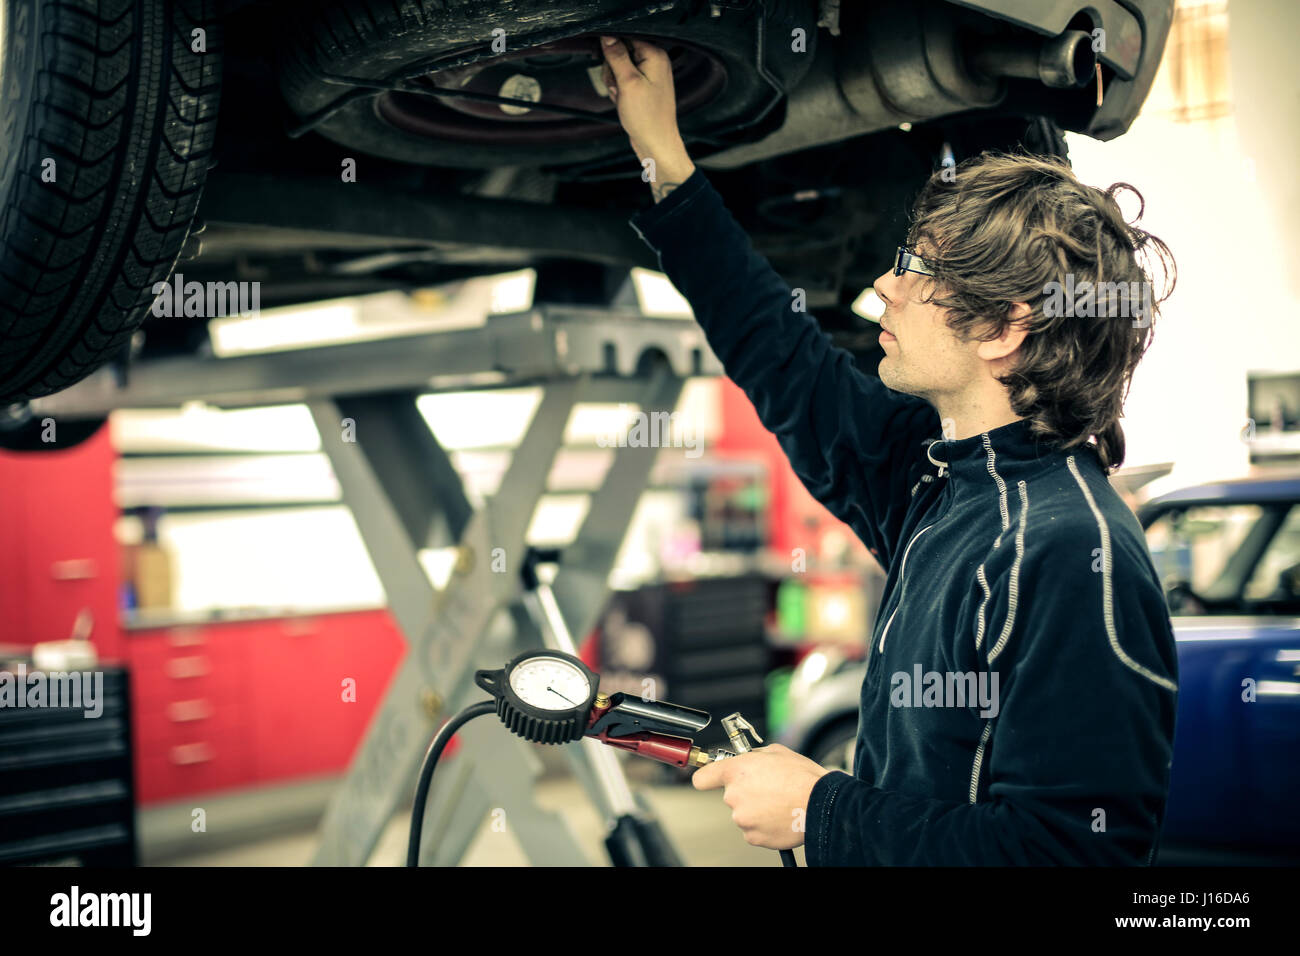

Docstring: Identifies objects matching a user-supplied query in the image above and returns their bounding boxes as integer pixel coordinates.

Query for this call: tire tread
[0,0,223,402]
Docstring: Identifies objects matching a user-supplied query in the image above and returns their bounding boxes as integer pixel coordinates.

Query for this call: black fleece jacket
[629,168,1179,866]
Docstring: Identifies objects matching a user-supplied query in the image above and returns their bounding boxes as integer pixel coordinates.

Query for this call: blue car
[780,472,1300,864]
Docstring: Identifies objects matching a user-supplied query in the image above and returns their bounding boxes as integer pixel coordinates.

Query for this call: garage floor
[157,776,807,867]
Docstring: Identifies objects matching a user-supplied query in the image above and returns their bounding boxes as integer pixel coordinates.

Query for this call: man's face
[871,249,983,405]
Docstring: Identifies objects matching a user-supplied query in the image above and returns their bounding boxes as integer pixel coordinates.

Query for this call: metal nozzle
[721,712,763,754]
[685,714,761,767]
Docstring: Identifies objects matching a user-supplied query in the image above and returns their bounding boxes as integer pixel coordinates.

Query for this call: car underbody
[0,0,1173,408]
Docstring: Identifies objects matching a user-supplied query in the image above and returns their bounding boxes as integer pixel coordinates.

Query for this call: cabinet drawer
[135,740,254,804]
[128,625,256,708]
[126,626,213,666]
[134,695,249,749]
[129,655,245,707]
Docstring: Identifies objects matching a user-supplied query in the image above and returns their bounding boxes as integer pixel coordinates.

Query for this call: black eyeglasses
[894,246,936,278]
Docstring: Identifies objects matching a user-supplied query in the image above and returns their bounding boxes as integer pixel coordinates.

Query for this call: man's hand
[600,35,695,201]
[692,743,832,850]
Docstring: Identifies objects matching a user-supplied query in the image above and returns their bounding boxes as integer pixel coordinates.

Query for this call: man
[600,35,1180,866]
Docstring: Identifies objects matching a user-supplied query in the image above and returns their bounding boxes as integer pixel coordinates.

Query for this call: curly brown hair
[906,150,1176,472]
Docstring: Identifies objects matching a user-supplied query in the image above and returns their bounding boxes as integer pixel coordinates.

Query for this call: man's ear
[1006,301,1032,324]
[975,302,1032,363]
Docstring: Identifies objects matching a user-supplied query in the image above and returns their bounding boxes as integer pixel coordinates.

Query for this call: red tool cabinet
[127,611,405,803]
[1,429,406,805]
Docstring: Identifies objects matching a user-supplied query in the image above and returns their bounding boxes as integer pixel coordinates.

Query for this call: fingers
[628,38,671,78]
[601,36,671,82]
[691,760,726,790]
[600,35,638,83]
[601,60,617,101]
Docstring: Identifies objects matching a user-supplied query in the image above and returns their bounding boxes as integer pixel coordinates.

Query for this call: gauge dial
[508,655,593,711]
[475,649,600,744]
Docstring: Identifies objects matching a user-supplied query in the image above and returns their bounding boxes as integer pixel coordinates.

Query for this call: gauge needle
[547,686,576,705]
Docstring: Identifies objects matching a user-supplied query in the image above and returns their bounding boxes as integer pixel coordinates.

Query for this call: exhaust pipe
[969,30,1098,89]
[700,5,1098,172]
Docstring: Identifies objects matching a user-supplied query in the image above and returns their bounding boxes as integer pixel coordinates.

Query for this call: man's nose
[873,271,896,308]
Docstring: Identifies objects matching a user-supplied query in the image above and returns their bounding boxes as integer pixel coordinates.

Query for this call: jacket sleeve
[629,168,939,569]
[803,528,1179,865]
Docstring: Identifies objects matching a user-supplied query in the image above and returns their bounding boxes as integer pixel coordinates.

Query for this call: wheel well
[806,712,858,759]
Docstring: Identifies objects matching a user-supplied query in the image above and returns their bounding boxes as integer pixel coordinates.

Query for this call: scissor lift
[33,296,723,866]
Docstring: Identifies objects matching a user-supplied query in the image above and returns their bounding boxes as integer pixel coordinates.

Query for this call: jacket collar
[924,417,1071,486]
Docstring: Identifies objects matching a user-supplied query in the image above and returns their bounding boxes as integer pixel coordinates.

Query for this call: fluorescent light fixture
[209,300,363,356]
[488,269,536,314]
[416,388,541,450]
[525,493,591,544]
[631,267,693,317]
[110,404,322,453]
[209,270,536,357]
[566,403,640,445]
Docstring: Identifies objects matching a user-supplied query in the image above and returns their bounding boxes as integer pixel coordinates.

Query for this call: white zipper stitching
[877,522,936,653]
[987,480,1029,665]
[969,720,994,804]
[1066,455,1179,692]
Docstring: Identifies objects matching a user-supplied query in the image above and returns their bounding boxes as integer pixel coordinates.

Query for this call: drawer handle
[165,657,210,679]
[167,699,213,722]
[51,559,98,580]
[166,628,206,648]
[170,743,213,765]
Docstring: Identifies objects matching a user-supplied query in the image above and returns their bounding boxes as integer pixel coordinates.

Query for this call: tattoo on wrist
[652,181,681,204]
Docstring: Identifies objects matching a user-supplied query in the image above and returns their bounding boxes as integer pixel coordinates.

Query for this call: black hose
[780,849,796,867]
[406,701,497,867]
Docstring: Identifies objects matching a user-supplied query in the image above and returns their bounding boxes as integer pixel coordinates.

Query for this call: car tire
[278,0,816,169]
[0,0,222,404]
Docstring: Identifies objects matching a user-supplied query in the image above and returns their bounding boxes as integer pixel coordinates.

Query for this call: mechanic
[600,36,1180,865]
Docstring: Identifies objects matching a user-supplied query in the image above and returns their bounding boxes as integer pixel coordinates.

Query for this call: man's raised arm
[601,36,939,567]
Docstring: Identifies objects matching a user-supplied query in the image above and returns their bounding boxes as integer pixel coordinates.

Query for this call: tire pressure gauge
[474,649,600,744]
